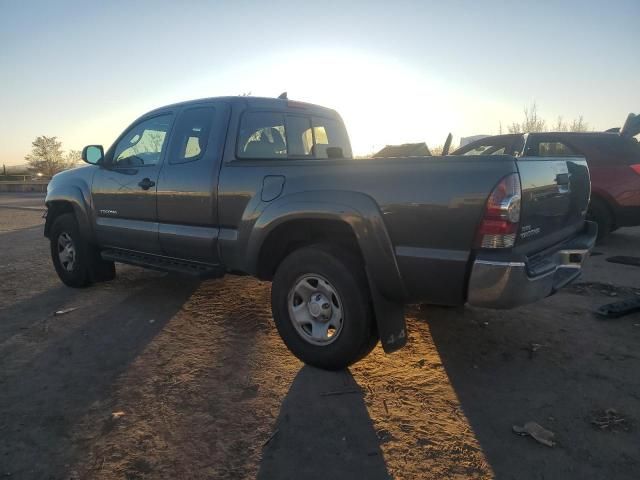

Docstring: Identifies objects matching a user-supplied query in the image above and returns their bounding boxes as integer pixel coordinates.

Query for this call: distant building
[374,142,432,158]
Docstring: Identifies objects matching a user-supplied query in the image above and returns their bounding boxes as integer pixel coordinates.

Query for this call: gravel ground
[0,195,639,479]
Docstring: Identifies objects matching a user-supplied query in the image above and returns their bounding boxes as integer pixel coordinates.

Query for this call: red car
[453,114,640,241]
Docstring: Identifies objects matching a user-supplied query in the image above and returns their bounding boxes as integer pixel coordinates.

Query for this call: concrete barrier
[0,181,49,193]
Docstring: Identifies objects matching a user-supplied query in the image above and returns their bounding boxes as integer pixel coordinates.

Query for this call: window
[113,114,172,167]
[237,112,352,160]
[168,107,215,164]
[461,143,507,156]
[237,112,287,159]
[311,117,352,158]
[286,116,313,157]
[538,141,577,157]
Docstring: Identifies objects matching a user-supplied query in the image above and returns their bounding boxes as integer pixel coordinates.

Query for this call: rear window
[537,141,579,157]
[311,117,352,158]
[237,111,352,159]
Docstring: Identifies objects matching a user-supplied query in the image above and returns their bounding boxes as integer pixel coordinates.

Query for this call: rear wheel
[271,244,377,370]
[50,213,115,287]
[587,198,613,243]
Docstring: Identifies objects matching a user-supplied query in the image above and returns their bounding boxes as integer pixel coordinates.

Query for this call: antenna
[278,92,288,100]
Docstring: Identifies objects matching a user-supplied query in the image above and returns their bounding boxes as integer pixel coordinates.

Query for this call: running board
[101,249,224,279]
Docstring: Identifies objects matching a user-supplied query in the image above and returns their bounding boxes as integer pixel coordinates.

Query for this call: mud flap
[367,271,407,353]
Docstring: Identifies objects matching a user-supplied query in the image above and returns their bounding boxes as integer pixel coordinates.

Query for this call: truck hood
[47,164,96,196]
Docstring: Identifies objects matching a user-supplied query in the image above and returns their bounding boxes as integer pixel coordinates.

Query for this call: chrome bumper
[467,221,597,309]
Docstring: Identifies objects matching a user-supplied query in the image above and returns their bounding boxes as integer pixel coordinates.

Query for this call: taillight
[630,164,640,176]
[475,173,521,249]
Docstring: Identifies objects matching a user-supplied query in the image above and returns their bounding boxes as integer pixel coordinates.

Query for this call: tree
[25,136,78,176]
[508,102,546,133]
[65,149,82,167]
[506,102,589,134]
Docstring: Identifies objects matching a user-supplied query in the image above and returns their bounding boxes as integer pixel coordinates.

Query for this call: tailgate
[516,156,590,251]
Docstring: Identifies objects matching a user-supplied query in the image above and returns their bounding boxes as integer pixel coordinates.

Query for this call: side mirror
[82,145,104,165]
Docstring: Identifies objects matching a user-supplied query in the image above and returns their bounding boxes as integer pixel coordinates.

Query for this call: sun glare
[67,49,519,156]
[266,50,461,155]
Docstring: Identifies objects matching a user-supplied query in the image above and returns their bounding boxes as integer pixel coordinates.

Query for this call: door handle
[138,178,155,190]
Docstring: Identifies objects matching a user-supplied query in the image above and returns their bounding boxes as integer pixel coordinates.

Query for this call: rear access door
[516,134,591,251]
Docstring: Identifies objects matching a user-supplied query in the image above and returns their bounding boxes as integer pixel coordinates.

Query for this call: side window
[538,141,577,157]
[113,114,172,167]
[311,117,352,158]
[168,107,215,164]
[237,112,286,159]
[236,112,353,160]
[286,115,313,157]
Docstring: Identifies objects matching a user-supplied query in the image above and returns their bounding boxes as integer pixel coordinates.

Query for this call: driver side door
[92,113,173,254]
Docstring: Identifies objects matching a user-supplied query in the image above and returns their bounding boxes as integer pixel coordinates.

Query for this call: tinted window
[168,107,215,164]
[113,114,172,167]
[312,117,352,158]
[237,112,287,159]
[237,112,352,160]
[286,116,313,157]
[538,141,578,157]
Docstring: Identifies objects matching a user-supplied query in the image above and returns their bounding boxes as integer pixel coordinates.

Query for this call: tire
[271,244,377,370]
[587,198,613,243]
[50,213,115,287]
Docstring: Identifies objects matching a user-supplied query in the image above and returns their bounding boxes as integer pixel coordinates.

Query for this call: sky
[1,0,639,165]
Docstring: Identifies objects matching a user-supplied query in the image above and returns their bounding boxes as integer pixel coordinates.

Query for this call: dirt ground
[1,193,639,480]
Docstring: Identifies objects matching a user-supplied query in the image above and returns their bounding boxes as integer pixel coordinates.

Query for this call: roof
[145,96,337,117]
[374,143,432,158]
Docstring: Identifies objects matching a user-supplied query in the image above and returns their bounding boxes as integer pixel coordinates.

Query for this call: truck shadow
[415,299,640,480]
[257,366,391,480]
[0,274,199,479]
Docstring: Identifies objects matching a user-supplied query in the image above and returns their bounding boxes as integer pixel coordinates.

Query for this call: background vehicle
[453,117,640,241]
[44,96,596,369]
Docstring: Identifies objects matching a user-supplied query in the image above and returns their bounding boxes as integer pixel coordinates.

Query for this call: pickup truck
[44,96,597,369]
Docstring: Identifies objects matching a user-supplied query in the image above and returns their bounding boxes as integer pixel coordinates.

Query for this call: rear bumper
[467,221,597,309]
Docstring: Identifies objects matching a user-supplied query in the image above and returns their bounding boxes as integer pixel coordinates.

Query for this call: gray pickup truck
[45,96,597,369]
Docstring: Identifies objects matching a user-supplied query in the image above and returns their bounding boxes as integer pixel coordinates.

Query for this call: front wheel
[50,213,115,288]
[271,245,377,370]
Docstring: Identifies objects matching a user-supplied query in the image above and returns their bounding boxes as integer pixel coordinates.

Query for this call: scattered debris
[262,429,279,447]
[376,429,396,444]
[513,422,556,447]
[319,388,361,397]
[568,282,637,298]
[606,256,640,267]
[54,307,78,316]
[149,319,156,324]
[596,297,640,318]
[111,411,125,420]
[590,409,631,432]
[383,399,389,415]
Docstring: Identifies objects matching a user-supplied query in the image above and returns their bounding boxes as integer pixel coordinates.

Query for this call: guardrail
[0,181,49,193]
